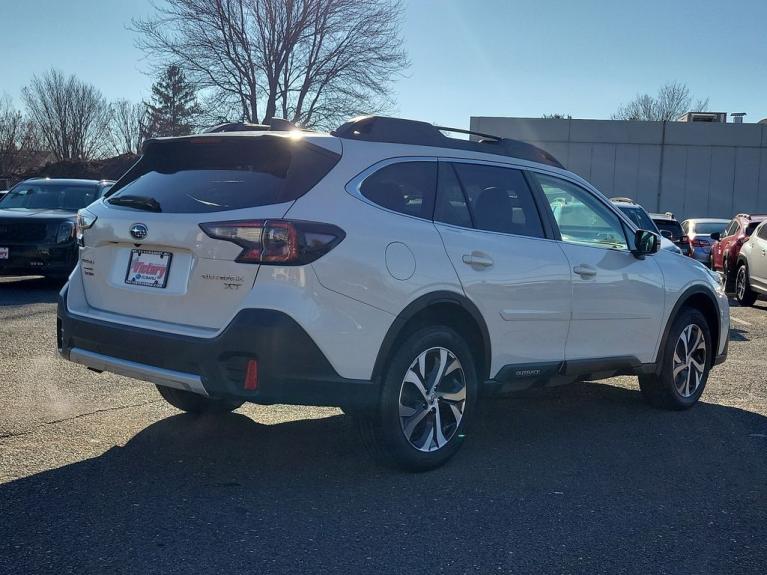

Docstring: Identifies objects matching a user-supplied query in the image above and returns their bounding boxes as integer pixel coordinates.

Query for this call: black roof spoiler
[331,116,563,169]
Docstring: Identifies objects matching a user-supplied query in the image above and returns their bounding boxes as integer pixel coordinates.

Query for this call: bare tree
[131,0,409,129]
[0,96,39,178]
[613,82,709,121]
[109,100,149,155]
[22,69,112,161]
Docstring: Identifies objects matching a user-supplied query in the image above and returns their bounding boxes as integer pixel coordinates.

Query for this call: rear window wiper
[108,195,162,212]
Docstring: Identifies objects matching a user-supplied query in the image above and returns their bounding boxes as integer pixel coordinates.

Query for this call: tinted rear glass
[655,220,683,239]
[692,222,727,235]
[0,183,99,210]
[107,136,340,213]
[617,205,656,231]
[360,161,436,219]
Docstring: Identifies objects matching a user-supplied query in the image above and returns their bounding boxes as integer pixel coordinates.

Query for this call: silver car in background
[682,218,729,265]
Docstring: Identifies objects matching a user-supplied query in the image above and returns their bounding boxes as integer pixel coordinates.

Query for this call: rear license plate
[0,247,7,259]
[125,249,172,288]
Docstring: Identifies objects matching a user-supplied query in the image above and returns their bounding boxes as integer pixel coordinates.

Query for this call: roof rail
[204,117,299,133]
[331,116,563,169]
[736,213,752,219]
[609,196,636,204]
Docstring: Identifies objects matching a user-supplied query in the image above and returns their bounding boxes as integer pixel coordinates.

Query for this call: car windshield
[0,183,99,211]
[617,205,657,231]
[693,222,727,235]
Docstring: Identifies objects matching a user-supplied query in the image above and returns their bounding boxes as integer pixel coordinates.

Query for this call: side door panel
[749,227,767,287]
[437,225,571,374]
[530,172,665,364]
[434,161,571,378]
[555,243,664,362]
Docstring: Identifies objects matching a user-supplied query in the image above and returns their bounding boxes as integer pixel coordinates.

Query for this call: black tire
[735,263,758,306]
[723,256,736,292]
[639,308,712,410]
[355,325,478,472]
[156,385,244,414]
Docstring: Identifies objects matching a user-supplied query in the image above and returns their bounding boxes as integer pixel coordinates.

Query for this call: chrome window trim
[345,153,645,254]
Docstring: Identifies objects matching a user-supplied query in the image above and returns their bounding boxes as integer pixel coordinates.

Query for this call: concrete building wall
[470,117,767,220]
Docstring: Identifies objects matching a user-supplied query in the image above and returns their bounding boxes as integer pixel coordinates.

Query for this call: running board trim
[69,347,208,396]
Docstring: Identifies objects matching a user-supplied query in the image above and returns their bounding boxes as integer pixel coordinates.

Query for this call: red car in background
[711,213,767,289]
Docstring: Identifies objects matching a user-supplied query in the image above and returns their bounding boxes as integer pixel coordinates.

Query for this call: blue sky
[2,0,766,128]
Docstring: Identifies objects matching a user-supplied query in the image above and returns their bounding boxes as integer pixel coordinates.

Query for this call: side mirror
[660,229,673,239]
[710,232,721,241]
[633,229,660,257]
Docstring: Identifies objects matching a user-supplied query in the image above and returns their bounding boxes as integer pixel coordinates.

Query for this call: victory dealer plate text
[125,249,172,288]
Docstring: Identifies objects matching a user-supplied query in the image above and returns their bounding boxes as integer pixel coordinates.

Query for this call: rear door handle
[573,264,597,278]
[462,253,494,268]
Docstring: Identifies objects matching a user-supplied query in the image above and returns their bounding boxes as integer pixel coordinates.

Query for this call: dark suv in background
[650,212,690,254]
[0,178,113,279]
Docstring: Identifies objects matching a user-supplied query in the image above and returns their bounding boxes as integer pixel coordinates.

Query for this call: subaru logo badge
[129,223,148,240]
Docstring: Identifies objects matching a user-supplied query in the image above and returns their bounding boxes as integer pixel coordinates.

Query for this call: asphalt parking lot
[0,276,765,574]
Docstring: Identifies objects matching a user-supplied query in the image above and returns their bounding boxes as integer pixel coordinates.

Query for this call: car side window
[450,162,544,238]
[532,173,628,250]
[434,162,472,228]
[682,221,689,234]
[360,161,436,220]
[757,224,767,241]
[725,220,738,237]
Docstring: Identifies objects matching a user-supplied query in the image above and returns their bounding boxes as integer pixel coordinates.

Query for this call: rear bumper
[0,242,77,276]
[690,247,712,263]
[57,286,378,408]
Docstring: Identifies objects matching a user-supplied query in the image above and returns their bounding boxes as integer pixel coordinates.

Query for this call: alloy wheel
[736,266,747,301]
[398,347,466,452]
[672,324,707,398]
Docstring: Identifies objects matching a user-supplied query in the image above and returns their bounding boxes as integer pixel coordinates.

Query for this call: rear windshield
[655,220,683,239]
[617,205,656,231]
[693,222,727,235]
[0,183,99,211]
[107,136,340,213]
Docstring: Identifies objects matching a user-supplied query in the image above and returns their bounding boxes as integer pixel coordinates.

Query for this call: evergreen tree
[145,65,200,137]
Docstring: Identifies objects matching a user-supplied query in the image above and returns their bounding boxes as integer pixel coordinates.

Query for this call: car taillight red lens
[199,219,345,265]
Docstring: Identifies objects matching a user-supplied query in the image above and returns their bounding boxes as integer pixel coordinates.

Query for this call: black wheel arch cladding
[372,291,492,383]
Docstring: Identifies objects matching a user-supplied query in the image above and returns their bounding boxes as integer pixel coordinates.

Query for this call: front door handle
[462,252,494,268]
[573,264,597,278]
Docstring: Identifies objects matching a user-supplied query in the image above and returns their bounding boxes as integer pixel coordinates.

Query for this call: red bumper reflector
[244,359,259,390]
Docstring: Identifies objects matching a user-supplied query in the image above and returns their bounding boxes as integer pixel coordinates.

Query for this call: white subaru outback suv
[58,116,729,470]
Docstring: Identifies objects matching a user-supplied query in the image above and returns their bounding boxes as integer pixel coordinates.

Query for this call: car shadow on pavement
[0,276,63,305]
[1,382,766,574]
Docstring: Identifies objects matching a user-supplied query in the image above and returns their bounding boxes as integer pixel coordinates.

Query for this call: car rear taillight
[199,219,346,265]
[691,238,709,247]
[680,235,689,244]
[244,359,258,390]
[76,208,98,246]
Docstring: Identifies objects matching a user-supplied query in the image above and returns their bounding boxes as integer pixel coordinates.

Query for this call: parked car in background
[682,218,729,265]
[0,178,114,279]
[610,198,682,254]
[57,116,728,471]
[732,220,767,306]
[711,213,767,290]
[650,212,690,254]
